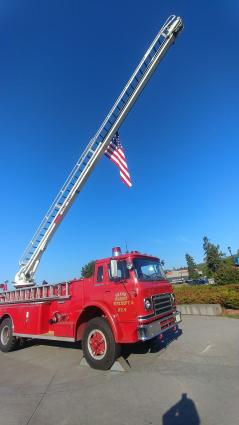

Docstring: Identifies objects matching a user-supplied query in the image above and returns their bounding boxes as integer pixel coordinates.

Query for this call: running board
[13,333,75,342]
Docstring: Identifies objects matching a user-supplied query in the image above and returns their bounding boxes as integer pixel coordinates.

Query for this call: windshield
[133,258,165,281]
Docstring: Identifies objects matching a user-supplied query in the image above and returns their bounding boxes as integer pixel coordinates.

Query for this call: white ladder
[15,15,183,286]
[0,282,70,304]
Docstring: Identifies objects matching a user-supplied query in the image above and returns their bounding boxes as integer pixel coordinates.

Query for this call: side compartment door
[92,263,105,302]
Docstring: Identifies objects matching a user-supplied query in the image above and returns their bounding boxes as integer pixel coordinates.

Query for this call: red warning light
[112,247,122,257]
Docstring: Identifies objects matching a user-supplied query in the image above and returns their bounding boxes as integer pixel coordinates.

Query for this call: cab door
[104,260,136,321]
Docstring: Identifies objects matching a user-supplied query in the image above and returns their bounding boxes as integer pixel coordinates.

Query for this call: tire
[82,317,120,370]
[0,318,18,352]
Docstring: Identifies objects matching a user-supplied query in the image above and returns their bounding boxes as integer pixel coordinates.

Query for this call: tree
[203,236,224,276]
[81,261,95,278]
[185,254,199,279]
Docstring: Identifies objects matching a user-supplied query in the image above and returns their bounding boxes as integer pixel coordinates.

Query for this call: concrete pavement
[0,316,239,425]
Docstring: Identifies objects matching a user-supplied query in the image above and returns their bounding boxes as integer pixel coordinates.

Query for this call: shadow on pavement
[122,327,183,359]
[17,338,81,350]
[163,393,200,425]
[16,326,183,363]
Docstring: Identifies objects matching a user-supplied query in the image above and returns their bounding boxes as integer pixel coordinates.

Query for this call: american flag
[104,132,132,187]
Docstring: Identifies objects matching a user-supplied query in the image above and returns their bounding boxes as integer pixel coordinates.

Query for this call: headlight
[144,298,153,311]
[171,293,176,305]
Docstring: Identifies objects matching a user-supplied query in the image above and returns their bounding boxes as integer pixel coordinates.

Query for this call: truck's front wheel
[0,318,18,352]
[82,317,120,370]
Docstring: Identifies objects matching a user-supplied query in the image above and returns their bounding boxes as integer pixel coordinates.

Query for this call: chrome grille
[153,293,173,316]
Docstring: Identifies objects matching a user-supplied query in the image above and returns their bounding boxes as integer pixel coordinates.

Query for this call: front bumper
[137,311,182,341]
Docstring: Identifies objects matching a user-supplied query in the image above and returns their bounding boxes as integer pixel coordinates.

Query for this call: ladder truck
[0,16,183,369]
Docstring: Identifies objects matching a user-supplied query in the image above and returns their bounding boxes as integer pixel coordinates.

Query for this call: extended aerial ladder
[14,15,183,287]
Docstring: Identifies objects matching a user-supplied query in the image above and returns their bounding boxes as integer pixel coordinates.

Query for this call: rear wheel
[82,317,120,370]
[0,318,18,352]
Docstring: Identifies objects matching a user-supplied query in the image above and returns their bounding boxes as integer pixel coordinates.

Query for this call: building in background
[166,268,203,283]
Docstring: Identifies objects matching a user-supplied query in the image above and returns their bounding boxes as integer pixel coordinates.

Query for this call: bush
[173,284,239,309]
[214,264,239,285]
[226,284,239,291]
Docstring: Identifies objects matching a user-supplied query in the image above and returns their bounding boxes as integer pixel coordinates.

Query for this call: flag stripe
[105,151,130,178]
[106,145,127,168]
[120,171,132,187]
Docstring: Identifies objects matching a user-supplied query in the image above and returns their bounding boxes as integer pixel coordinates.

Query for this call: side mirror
[110,259,118,279]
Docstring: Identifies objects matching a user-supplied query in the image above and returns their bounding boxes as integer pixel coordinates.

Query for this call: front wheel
[0,318,18,352]
[82,317,120,370]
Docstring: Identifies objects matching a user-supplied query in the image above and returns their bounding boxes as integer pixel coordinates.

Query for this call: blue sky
[0,1,239,284]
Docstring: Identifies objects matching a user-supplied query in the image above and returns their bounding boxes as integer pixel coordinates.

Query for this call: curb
[177,304,222,316]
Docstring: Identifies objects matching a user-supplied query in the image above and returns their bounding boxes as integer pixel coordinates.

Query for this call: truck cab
[95,248,181,342]
[80,247,181,369]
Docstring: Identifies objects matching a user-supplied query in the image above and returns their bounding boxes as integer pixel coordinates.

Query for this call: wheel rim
[87,329,107,360]
[1,325,10,346]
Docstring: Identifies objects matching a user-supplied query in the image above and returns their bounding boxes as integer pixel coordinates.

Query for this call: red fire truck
[0,247,181,369]
[0,16,183,369]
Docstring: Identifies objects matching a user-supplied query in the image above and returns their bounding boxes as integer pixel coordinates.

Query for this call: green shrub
[227,284,239,291]
[214,264,239,285]
[173,285,239,309]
